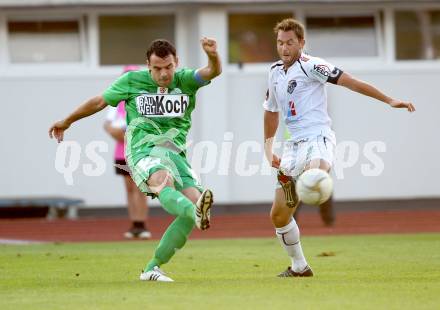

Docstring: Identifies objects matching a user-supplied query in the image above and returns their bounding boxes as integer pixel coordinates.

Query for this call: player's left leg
[294,159,334,225]
[319,195,335,226]
[177,157,214,231]
[181,186,213,231]
[304,135,336,226]
[304,158,331,171]
[294,192,334,226]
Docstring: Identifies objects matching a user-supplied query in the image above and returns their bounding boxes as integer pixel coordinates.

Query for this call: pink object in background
[123,65,141,73]
[107,65,141,160]
[114,102,127,160]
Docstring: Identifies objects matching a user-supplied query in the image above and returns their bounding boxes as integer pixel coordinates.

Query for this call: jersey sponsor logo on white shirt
[264,54,337,141]
[136,94,189,117]
[313,64,331,77]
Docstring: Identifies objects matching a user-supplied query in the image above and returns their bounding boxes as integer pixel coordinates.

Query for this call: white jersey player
[264,18,415,277]
[264,53,341,179]
[264,53,339,142]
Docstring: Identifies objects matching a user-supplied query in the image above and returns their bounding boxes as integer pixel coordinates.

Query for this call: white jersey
[106,105,126,129]
[263,53,343,141]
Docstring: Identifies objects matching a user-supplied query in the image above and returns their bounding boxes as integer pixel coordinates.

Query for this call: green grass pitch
[1,234,439,309]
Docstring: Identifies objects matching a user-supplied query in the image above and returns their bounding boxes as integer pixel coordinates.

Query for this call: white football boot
[139,266,174,282]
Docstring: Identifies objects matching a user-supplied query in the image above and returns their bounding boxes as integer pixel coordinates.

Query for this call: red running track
[0,209,439,243]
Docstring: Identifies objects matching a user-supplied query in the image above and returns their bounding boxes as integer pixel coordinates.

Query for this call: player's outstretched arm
[197,37,222,81]
[337,72,416,112]
[48,95,107,143]
[264,111,281,169]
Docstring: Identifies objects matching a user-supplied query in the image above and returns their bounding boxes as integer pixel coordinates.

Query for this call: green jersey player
[49,38,222,282]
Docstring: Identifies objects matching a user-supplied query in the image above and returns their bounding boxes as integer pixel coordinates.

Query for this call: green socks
[144,187,196,272]
[157,187,196,220]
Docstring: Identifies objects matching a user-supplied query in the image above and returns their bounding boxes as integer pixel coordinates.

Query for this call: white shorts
[279,133,336,181]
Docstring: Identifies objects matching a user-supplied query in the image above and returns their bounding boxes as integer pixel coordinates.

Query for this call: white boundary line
[0,239,45,245]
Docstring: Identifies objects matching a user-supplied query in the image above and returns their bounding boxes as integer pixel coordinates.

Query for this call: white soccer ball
[296,168,333,206]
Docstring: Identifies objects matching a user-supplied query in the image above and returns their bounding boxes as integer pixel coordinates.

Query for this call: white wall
[328,68,440,200]
[1,64,439,206]
[225,67,440,202]
[0,74,129,205]
[1,4,439,206]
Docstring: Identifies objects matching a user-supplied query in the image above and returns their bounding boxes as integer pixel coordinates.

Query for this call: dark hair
[146,39,176,61]
[274,18,305,41]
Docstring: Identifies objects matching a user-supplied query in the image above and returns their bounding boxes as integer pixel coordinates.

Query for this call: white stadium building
[0,0,439,207]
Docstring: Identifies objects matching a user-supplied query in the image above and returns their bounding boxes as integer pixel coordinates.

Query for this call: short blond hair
[273,18,305,40]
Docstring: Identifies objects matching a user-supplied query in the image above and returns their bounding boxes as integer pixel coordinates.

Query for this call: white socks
[275,218,308,272]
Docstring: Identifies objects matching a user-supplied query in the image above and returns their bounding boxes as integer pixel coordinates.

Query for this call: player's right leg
[139,169,198,281]
[271,188,313,277]
[271,140,312,277]
[140,170,213,281]
[130,149,213,281]
[277,169,299,208]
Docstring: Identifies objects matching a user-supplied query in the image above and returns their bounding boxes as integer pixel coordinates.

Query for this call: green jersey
[103,68,208,165]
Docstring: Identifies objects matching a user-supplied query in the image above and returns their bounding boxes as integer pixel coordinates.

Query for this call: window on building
[395,10,440,60]
[306,16,378,57]
[228,13,292,64]
[8,20,82,63]
[99,15,175,65]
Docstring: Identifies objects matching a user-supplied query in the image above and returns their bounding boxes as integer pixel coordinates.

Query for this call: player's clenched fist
[200,37,218,56]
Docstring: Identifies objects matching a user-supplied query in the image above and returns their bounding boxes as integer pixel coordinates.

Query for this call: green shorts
[128,146,203,197]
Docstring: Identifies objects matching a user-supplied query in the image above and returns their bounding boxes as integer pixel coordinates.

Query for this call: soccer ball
[296,168,333,205]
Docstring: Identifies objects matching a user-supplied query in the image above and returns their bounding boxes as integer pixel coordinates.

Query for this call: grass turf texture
[1,234,439,310]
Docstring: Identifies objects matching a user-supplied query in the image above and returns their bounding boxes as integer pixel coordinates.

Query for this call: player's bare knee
[270,207,291,227]
[305,159,330,172]
[271,213,290,227]
[318,159,331,172]
[147,170,174,194]
[181,187,201,204]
